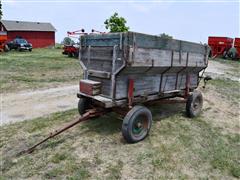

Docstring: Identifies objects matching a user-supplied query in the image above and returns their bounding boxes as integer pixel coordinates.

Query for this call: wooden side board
[114,73,199,100]
[129,48,207,68]
[81,32,208,54]
[81,46,124,75]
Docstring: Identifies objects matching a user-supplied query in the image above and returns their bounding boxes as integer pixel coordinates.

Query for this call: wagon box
[76,31,209,142]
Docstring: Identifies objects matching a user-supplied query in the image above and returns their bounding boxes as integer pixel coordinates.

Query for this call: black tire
[74,52,79,58]
[78,98,89,115]
[208,50,212,58]
[29,49,32,52]
[223,51,228,59]
[68,52,73,57]
[122,106,152,143]
[186,90,203,118]
[4,45,9,52]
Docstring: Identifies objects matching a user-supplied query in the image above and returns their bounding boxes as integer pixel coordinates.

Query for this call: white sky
[2,0,240,43]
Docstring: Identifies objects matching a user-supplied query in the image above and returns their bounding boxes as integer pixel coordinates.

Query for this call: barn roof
[1,20,56,32]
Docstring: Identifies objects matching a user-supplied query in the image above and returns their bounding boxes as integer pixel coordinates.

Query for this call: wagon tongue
[18,108,106,155]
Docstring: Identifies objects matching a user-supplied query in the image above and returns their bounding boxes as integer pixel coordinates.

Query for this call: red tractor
[62,29,106,58]
[62,44,79,58]
[62,29,86,58]
[0,31,8,52]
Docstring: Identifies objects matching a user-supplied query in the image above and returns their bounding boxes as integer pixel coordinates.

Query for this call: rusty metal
[146,98,187,106]
[20,108,106,155]
[128,79,134,108]
[184,74,190,98]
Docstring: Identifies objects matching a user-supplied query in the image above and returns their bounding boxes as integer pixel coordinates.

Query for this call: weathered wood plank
[88,70,111,79]
[79,32,208,100]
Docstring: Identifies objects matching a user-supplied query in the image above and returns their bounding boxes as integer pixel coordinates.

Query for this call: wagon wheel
[186,90,203,118]
[78,97,90,116]
[223,51,228,59]
[122,106,152,143]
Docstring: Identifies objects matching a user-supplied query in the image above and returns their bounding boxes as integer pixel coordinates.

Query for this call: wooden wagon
[21,32,210,154]
[76,32,208,143]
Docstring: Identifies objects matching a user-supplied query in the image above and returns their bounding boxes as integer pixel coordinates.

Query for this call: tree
[62,37,74,45]
[159,33,173,39]
[0,0,3,20]
[104,12,129,32]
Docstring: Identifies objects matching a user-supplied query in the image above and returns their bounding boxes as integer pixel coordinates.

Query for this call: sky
[2,0,240,43]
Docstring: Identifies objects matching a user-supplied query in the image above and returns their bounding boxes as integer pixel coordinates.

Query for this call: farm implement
[21,31,210,154]
[0,31,7,52]
[208,36,240,60]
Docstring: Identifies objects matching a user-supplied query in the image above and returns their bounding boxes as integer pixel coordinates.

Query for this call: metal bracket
[128,79,134,108]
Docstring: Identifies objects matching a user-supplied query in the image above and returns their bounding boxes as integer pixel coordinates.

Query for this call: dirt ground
[1,59,239,125]
[1,85,78,125]
[205,59,240,82]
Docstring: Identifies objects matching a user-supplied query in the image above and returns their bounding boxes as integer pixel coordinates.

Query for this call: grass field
[0,48,82,93]
[1,79,239,179]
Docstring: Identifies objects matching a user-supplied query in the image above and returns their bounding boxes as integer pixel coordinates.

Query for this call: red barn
[0,20,56,48]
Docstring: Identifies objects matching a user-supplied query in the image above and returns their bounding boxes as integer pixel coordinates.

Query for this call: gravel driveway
[1,85,79,125]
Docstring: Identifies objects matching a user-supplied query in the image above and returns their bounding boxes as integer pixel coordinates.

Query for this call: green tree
[104,12,129,32]
[0,0,3,20]
[62,37,74,45]
[159,33,173,39]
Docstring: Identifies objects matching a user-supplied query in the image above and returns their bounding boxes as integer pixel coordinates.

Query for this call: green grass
[208,78,240,104]
[0,48,82,93]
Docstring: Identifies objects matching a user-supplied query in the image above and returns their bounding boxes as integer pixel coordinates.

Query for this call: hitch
[203,75,212,88]
[19,108,106,155]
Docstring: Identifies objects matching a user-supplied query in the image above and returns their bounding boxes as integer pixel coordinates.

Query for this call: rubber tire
[208,50,212,58]
[78,98,89,116]
[68,52,73,57]
[122,106,152,143]
[222,51,227,59]
[186,90,203,118]
[74,52,79,58]
[4,45,9,52]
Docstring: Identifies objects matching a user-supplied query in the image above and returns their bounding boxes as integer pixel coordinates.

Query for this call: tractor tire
[74,52,79,58]
[186,90,203,118]
[4,45,9,52]
[68,52,73,57]
[78,98,90,116]
[122,106,152,143]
